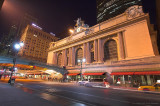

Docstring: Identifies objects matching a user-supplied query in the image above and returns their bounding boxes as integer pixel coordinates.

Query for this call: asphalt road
[15,81,160,106]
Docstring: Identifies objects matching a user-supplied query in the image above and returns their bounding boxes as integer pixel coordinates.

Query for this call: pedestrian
[104,78,110,88]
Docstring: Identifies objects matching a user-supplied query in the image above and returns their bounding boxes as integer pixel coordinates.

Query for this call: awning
[111,71,160,75]
[82,73,105,75]
[67,73,79,76]
[111,72,134,75]
[134,71,160,75]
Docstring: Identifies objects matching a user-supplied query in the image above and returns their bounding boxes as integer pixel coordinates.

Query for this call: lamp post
[78,58,86,81]
[9,42,24,84]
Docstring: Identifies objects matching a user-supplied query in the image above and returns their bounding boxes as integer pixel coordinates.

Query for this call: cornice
[48,14,149,52]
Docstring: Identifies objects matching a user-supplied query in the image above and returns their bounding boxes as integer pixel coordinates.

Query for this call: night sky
[0,0,97,39]
[0,0,156,40]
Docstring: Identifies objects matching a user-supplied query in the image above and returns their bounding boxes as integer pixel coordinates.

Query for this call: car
[78,79,89,86]
[84,79,104,87]
[138,83,160,91]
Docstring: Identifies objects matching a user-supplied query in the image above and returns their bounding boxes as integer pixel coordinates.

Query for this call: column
[94,40,98,62]
[86,42,91,64]
[118,32,125,60]
[41,73,42,79]
[98,38,103,62]
[83,43,86,59]
[147,75,151,85]
[71,47,75,66]
[69,48,72,66]
[52,52,57,65]
[122,75,125,84]
[62,49,67,66]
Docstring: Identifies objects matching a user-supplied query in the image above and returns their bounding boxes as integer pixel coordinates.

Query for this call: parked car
[138,83,160,91]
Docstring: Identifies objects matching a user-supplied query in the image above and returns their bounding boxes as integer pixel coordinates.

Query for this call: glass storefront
[68,75,106,81]
[113,75,160,87]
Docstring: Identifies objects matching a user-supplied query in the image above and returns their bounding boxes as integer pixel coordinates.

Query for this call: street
[14,81,160,106]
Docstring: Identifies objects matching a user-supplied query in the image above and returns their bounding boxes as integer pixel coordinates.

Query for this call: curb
[91,85,160,95]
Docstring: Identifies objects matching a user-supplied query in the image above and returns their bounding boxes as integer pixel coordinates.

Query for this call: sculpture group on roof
[73,18,89,33]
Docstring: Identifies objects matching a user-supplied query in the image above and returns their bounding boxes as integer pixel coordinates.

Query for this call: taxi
[138,83,160,91]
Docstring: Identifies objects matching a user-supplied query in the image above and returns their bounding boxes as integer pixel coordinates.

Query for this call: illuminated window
[90,43,94,63]
[104,40,118,61]
[57,53,62,66]
[75,48,83,65]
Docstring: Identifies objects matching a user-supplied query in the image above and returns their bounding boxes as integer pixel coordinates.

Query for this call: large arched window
[104,40,118,61]
[57,53,62,66]
[75,48,83,65]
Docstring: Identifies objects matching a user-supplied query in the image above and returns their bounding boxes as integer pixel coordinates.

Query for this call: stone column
[147,75,151,85]
[62,49,67,66]
[53,52,57,65]
[69,48,72,66]
[83,43,86,59]
[86,42,91,63]
[118,32,125,60]
[71,47,75,66]
[122,75,125,84]
[94,40,98,62]
[98,38,103,62]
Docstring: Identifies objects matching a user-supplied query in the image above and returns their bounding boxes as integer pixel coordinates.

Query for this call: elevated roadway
[0,55,66,75]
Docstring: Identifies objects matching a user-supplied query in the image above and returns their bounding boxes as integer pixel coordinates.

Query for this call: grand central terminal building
[47,6,160,86]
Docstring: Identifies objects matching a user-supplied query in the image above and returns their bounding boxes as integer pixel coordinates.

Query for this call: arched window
[75,48,83,65]
[104,40,118,61]
[57,53,62,66]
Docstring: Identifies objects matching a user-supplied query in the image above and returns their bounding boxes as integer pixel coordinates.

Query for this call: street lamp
[9,42,24,85]
[69,29,74,34]
[78,58,86,81]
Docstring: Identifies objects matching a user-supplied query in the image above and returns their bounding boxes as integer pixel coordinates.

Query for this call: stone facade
[47,6,159,85]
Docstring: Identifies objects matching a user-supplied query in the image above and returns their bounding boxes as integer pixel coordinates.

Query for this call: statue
[73,18,90,33]
[76,18,81,27]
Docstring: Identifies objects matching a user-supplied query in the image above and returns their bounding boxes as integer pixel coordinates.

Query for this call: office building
[0,25,18,55]
[96,0,142,23]
[19,24,59,63]
[0,0,4,10]
[17,13,38,40]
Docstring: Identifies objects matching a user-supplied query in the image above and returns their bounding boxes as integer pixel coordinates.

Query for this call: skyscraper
[0,0,4,11]
[96,0,142,23]
[17,13,38,40]
[156,0,160,51]
[0,25,18,55]
[18,24,59,63]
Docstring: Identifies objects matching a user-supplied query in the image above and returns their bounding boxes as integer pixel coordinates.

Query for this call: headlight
[138,87,141,89]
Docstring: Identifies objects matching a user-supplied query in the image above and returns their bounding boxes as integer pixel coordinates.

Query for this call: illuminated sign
[32,23,42,30]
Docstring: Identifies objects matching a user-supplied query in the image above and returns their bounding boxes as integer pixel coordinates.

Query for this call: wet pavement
[0,82,58,106]
[15,83,93,106]
[13,81,160,106]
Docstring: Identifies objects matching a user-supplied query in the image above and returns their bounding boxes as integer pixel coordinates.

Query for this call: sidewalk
[0,78,44,83]
[0,82,59,106]
[92,84,160,94]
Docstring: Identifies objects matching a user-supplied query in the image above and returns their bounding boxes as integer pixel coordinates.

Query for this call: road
[15,81,160,106]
